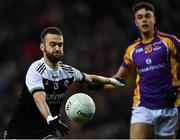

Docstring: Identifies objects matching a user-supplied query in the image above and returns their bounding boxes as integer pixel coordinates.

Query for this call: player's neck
[141,30,154,41]
[43,57,59,70]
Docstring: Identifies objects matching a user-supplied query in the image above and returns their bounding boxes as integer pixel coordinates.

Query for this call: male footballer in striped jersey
[4,27,124,139]
[111,2,180,139]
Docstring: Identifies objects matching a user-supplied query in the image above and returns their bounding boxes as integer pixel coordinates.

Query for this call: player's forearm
[104,84,117,89]
[35,99,51,119]
[91,75,111,84]
[33,92,52,120]
[84,73,125,87]
[84,73,110,84]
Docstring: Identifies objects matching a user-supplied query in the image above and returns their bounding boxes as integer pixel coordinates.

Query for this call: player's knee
[130,123,153,139]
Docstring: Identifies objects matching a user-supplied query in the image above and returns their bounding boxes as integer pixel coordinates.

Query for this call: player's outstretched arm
[103,66,132,89]
[83,73,125,87]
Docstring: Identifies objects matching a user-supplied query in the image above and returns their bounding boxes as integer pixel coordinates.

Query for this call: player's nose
[142,16,147,22]
[54,45,61,51]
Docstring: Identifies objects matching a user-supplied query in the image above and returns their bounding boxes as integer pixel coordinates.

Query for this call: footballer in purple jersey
[121,31,180,109]
[111,2,180,139]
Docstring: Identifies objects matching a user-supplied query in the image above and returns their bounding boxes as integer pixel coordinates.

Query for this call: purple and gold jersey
[121,31,180,109]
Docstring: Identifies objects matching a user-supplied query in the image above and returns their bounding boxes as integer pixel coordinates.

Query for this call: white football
[65,93,96,123]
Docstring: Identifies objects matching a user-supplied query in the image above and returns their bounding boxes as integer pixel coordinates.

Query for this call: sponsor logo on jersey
[139,63,166,73]
[136,48,144,53]
[46,93,65,104]
[153,41,162,46]
[153,42,162,51]
[145,58,152,65]
[45,81,49,85]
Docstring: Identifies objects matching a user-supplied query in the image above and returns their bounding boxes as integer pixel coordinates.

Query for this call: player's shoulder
[157,31,176,38]
[28,58,46,74]
[59,62,81,75]
[126,38,141,52]
[157,31,179,42]
[60,62,74,70]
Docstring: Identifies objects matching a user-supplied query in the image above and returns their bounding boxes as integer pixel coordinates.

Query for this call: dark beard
[46,51,61,63]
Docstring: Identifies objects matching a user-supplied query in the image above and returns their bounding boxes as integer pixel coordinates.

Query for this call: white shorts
[131,106,179,136]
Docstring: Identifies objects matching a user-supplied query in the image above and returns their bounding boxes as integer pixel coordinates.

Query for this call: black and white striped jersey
[6,58,85,137]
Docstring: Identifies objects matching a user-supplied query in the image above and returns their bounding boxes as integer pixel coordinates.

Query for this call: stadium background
[0,0,179,138]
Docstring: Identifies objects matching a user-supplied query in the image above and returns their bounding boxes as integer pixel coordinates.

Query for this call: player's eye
[58,43,63,47]
[145,13,152,18]
[49,42,56,47]
[137,15,143,20]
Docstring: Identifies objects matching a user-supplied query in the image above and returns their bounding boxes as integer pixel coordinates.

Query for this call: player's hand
[47,115,70,136]
[166,85,180,105]
[109,77,125,87]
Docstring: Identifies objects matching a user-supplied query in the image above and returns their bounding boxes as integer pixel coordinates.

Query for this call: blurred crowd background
[0,0,179,138]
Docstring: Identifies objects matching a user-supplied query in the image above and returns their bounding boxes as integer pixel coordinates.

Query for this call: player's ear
[134,19,138,27]
[153,16,156,24]
[40,43,45,52]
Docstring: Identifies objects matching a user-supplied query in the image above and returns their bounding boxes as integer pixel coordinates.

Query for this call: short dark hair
[132,2,155,17]
[40,27,63,42]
